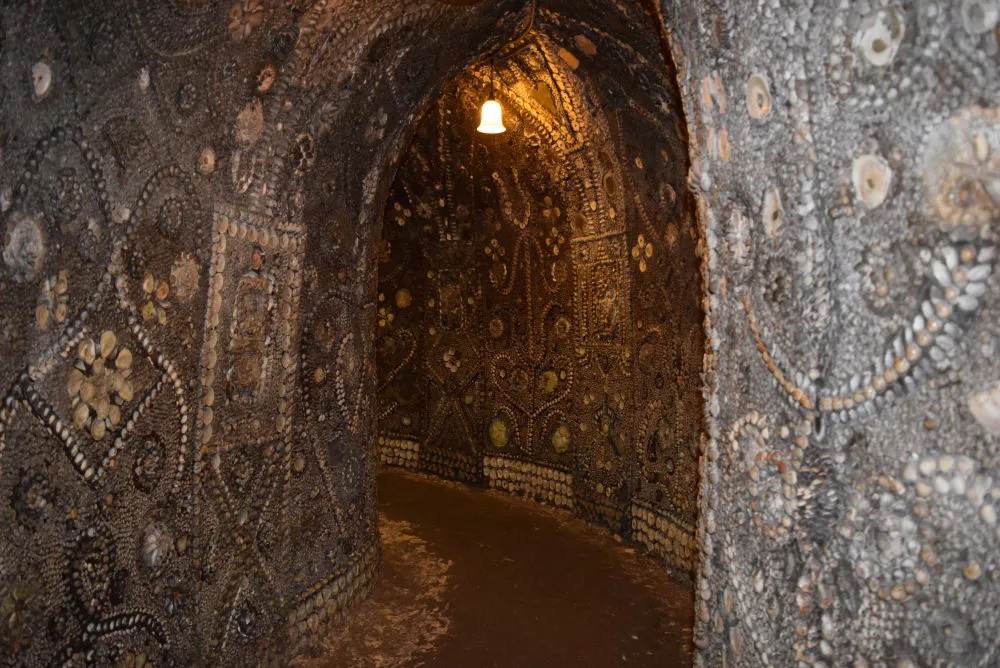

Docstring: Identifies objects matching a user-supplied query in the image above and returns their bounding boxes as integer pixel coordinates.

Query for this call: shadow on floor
[299,469,694,668]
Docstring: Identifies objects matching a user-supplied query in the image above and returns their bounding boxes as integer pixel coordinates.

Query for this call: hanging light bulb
[478,99,506,134]
[477,62,506,134]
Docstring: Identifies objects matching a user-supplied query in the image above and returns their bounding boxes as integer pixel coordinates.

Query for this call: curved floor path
[298,469,694,668]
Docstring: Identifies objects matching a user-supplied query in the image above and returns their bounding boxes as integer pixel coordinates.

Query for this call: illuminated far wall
[375,29,703,574]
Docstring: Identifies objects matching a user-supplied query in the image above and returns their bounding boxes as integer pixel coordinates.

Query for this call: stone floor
[296,469,694,668]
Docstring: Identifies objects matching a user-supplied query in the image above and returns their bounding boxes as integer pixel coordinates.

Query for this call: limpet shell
[961,0,999,35]
[761,184,783,238]
[746,73,771,120]
[853,9,905,67]
[31,61,52,100]
[852,154,893,209]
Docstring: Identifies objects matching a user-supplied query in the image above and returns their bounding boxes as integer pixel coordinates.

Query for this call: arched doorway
[287,0,704,662]
[347,16,703,663]
[0,0,704,663]
[374,25,701,570]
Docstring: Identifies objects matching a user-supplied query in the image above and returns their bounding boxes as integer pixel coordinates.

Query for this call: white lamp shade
[477,99,506,134]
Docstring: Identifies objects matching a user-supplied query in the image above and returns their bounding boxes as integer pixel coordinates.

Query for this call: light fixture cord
[482,0,537,93]
[524,0,536,38]
[508,0,537,49]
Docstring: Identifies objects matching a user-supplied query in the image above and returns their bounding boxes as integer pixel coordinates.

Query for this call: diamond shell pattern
[1,277,189,490]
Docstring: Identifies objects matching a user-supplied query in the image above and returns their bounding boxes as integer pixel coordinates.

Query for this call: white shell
[852,154,893,209]
[726,208,752,265]
[962,0,1000,35]
[969,383,1000,434]
[32,61,53,100]
[853,9,905,67]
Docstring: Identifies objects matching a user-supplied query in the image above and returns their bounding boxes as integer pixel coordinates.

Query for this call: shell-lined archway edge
[1,0,999,666]
[372,18,703,584]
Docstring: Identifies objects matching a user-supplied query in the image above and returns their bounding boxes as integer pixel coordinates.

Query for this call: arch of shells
[374,17,703,576]
[0,0,998,666]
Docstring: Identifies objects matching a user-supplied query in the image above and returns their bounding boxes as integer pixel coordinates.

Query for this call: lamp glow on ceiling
[475,0,536,136]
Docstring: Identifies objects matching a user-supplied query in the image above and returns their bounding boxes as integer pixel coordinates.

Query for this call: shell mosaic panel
[0,0,526,662]
[666,0,1000,665]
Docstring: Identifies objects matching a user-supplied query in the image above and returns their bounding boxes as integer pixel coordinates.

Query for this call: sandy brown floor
[297,469,694,668]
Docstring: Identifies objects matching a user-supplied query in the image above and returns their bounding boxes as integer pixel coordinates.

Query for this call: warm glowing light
[477,99,506,134]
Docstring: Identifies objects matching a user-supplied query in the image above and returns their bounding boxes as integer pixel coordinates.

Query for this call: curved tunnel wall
[667,1,1000,666]
[0,0,525,663]
[375,27,704,573]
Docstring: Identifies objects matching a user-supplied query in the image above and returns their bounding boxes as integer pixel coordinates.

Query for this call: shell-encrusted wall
[667,0,1000,664]
[0,0,525,663]
[3,0,989,663]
